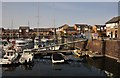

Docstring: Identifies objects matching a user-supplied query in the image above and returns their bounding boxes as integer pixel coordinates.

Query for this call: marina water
[1,55,120,78]
[1,42,120,78]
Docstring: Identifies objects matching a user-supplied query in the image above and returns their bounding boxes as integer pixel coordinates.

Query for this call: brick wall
[105,40,120,59]
[86,40,103,54]
[75,39,120,61]
[75,41,88,50]
[85,39,120,60]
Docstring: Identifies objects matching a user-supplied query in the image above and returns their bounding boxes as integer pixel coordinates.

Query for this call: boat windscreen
[24,51,31,53]
[0,41,8,46]
[53,54,64,60]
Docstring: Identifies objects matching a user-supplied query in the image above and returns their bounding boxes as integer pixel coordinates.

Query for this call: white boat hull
[19,55,33,64]
[52,59,64,64]
[19,49,34,64]
[51,53,65,64]
[89,54,104,58]
[0,59,12,64]
[72,50,85,57]
[50,45,60,50]
[0,50,19,65]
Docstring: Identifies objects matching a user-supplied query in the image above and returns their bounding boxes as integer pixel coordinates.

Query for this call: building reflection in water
[1,55,120,77]
[2,63,34,72]
[19,63,34,71]
[87,57,120,78]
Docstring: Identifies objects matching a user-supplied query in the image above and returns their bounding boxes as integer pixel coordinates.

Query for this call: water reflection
[2,66,16,72]
[87,57,120,78]
[52,64,63,71]
[2,55,119,77]
[19,63,34,70]
[2,63,34,72]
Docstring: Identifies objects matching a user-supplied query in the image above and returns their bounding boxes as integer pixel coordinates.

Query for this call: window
[26,29,29,32]
[115,31,117,38]
[19,29,22,32]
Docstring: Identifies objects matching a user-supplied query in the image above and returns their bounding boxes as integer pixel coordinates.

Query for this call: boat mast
[28,21,30,27]
[28,21,30,38]
[53,17,56,41]
[53,3,57,50]
[11,19,13,39]
[53,3,57,43]
[36,2,40,38]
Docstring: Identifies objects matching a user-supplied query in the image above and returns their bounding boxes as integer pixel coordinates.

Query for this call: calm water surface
[1,54,120,78]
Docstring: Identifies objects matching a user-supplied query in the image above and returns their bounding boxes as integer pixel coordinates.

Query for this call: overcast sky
[2,2,119,29]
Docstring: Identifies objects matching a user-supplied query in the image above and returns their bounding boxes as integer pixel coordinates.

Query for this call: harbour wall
[75,39,120,62]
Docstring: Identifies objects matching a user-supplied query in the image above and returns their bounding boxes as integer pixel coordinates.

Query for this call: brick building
[106,16,120,39]
[74,24,89,34]
[19,26,30,38]
[56,24,77,36]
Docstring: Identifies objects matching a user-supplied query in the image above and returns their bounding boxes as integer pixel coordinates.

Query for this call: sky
[2,2,119,29]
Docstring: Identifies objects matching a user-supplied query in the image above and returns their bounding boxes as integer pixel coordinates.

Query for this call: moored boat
[15,39,28,50]
[51,53,65,64]
[19,49,34,64]
[72,49,86,57]
[34,36,40,49]
[88,52,104,58]
[49,45,60,50]
[0,49,19,65]
[0,40,10,50]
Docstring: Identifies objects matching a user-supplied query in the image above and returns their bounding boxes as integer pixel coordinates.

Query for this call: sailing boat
[50,27,60,50]
[34,3,60,50]
[49,17,60,50]
[34,3,48,50]
[34,4,41,49]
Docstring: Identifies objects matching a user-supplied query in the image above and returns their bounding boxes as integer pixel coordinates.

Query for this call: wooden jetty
[32,39,87,55]
[33,49,73,55]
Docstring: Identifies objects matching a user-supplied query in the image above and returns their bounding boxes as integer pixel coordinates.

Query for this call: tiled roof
[33,28,51,32]
[75,24,88,27]
[94,25,106,28]
[3,29,19,33]
[106,16,120,24]
[0,28,4,31]
[58,24,69,29]
[66,27,76,31]
[19,26,30,29]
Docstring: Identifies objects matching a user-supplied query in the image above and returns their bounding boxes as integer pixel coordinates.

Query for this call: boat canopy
[15,39,27,43]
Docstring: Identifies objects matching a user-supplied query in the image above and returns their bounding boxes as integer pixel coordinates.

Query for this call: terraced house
[33,28,54,39]
[106,16,120,39]
[74,24,89,34]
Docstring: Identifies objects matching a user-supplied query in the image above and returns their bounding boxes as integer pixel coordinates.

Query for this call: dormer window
[85,28,88,30]
[19,29,22,32]
[26,29,29,32]
[104,27,106,29]
[97,28,100,30]
[101,27,103,30]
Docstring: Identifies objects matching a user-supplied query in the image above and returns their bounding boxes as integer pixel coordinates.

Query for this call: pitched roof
[3,29,19,33]
[58,24,69,29]
[33,28,51,32]
[94,25,106,28]
[66,27,76,31]
[106,16,120,24]
[0,28,4,31]
[75,24,88,27]
[19,26,30,29]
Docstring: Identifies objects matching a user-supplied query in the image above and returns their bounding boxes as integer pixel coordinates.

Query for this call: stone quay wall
[75,40,88,51]
[75,39,120,61]
[105,40,120,60]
